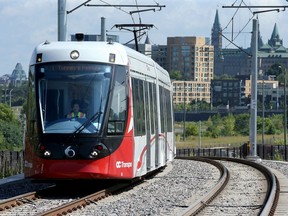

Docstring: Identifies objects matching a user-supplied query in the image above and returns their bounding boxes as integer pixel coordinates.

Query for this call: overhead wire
[99,0,157,43]
[134,0,143,43]
[221,0,254,53]
[195,0,255,58]
[98,0,130,15]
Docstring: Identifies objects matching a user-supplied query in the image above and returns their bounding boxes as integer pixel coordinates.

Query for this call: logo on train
[116,161,133,169]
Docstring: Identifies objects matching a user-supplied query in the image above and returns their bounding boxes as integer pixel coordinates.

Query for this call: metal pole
[101,17,106,42]
[183,82,186,141]
[262,77,264,145]
[249,19,260,160]
[198,121,201,148]
[9,89,13,107]
[58,0,67,41]
[284,69,287,160]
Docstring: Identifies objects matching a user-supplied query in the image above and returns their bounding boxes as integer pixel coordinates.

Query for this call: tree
[170,71,182,80]
[234,113,250,135]
[206,114,222,138]
[222,113,235,136]
[266,63,282,77]
[0,121,22,150]
[185,122,198,137]
[0,103,23,150]
[0,103,15,122]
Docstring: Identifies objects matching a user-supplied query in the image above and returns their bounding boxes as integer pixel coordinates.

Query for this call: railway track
[177,157,279,216]
[0,180,141,216]
[0,168,162,216]
[0,158,285,215]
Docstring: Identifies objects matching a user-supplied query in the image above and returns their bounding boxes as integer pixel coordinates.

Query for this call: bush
[0,103,23,150]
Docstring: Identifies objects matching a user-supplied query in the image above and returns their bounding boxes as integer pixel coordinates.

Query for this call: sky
[1,0,288,76]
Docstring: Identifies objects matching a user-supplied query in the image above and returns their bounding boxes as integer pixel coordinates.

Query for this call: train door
[144,81,157,171]
[150,82,158,170]
[159,86,168,165]
[144,81,151,171]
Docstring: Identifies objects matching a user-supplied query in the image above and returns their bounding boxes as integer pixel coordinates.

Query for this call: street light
[183,81,186,141]
[279,65,287,161]
[9,89,14,107]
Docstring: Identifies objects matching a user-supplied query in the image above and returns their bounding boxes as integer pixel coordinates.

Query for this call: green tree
[222,113,235,136]
[206,114,222,138]
[11,83,28,106]
[234,113,250,135]
[185,122,199,137]
[0,103,15,122]
[170,71,182,80]
[270,114,284,134]
[266,63,282,77]
[0,121,22,150]
[0,103,23,150]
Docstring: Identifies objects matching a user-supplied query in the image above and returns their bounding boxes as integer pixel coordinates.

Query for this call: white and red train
[24,37,175,180]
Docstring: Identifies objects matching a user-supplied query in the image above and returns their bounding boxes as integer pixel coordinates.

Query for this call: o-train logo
[116,161,133,169]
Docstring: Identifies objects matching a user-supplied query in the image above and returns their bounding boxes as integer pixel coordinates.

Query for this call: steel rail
[38,183,130,216]
[200,157,279,216]
[176,157,230,216]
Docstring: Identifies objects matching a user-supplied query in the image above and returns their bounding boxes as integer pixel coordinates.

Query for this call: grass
[176,134,285,149]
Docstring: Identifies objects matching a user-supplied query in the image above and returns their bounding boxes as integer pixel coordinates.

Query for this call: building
[168,37,214,104]
[0,63,27,87]
[211,9,223,76]
[212,11,288,77]
[211,78,246,108]
[126,35,152,57]
[10,63,27,86]
[151,44,168,70]
[167,36,214,81]
[246,76,281,110]
[210,75,281,109]
[173,80,211,104]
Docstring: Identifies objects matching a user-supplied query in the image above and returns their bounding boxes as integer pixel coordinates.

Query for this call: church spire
[211,9,222,49]
[212,9,221,31]
[211,9,223,76]
[268,23,282,47]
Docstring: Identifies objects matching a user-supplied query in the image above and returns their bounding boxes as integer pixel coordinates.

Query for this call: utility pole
[58,0,67,41]
[222,4,282,161]
[285,69,287,161]
[247,18,261,161]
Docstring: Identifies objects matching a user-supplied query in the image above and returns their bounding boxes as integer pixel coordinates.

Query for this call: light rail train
[24,35,175,180]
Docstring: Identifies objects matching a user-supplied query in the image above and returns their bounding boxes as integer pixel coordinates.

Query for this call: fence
[176,144,288,161]
[0,151,24,178]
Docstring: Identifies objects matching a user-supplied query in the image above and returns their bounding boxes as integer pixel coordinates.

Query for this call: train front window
[37,62,112,134]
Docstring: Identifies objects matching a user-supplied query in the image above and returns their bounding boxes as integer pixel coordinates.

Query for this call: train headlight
[70,50,80,60]
[43,150,51,157]
[90,144,104,158]
[90,150,98,157]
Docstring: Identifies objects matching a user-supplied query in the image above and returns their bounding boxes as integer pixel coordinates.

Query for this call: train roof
[30,40,171,86]
[30,41,129,66]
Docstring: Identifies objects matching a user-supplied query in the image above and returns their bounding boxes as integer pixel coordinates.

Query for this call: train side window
[131,77,145,136]
[166,89,173,132]
[107,65,127,135]
[159,86,166,133]
[149,82,155,134]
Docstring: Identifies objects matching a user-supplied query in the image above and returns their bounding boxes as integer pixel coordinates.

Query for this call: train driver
[67,101,86,118]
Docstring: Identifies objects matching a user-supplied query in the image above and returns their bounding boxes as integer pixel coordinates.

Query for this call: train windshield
[36,62,126,134]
